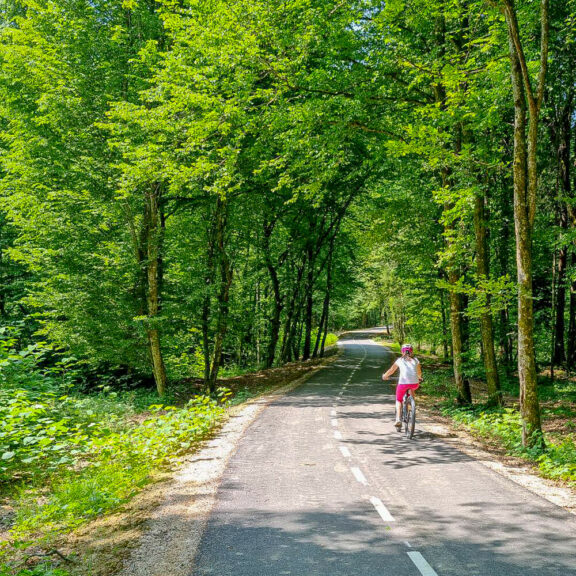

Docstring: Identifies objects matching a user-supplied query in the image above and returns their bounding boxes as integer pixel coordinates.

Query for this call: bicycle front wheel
[404,394,416,439]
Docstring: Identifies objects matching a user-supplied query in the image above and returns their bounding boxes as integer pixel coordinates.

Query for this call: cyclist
[382,344,422,430]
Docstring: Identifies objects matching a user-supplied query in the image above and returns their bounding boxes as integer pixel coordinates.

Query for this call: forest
[0,0,575,572]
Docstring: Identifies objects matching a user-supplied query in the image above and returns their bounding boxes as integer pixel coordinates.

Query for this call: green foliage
[443,405,524,451]
[0,325,226,549]
[537,437,576,483]
[12,396,224,538]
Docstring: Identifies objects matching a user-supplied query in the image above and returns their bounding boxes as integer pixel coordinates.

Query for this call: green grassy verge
[0,389,227,575]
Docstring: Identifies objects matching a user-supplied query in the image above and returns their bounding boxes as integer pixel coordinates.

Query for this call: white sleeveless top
[394,356,420,384]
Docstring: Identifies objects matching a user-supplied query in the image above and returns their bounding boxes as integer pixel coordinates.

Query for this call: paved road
[193,331,576,575]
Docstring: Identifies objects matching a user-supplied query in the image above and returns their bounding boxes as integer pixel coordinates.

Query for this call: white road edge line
[339,446,351,458]
[370,496,395,522]
[407,551,439,576]
[404,541,412,548]
[351,467,368,485]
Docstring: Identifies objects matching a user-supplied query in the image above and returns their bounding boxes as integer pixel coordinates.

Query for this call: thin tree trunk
[439,286,449,360]
[202,212,217,387]
[144,184,167,397]
[474,193,502,405]
[302,247,315,361]
[208,196,233,393]
[552,219,568,366]
[319,300,330,357]
[281,263,304,363]
[495,178,514,372]
[448,272,471,405]
[263,222,283,368]
[314,243,333,358]
[313,297,327,359]
[568,263,576,370]
[550,104,572,365]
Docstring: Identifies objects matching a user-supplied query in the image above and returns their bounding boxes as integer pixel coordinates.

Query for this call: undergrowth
[0,329,229,576]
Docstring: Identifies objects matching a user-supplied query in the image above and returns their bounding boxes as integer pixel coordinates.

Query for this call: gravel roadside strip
[118,359,338,576]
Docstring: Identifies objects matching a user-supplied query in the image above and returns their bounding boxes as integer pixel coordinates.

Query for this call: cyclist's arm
[382,362,399,380]
[417,362,423,382]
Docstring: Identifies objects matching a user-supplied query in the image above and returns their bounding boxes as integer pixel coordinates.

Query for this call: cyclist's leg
[395,385,404,428]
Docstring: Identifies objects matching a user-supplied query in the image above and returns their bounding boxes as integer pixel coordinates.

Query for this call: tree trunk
[319,300,330,357]
[202,210,217,387]
[281,263,304,363]
[208,195,233,394]
[552,210,568,366]
[503,0,547,446]
[292,314,304,361]
[263,222,283,368]
[474,193,502,405]
[314,243,333,358]
[302,247,315,361]
[494,178,514,372]
[448,272,471,405]
[439,286,449,360]
[568,264,576,370]
[313,296,327,359]
[549,102,572,366]
[144,184,167,397]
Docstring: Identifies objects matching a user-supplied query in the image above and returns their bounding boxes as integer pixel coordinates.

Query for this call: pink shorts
[396,383,419,402]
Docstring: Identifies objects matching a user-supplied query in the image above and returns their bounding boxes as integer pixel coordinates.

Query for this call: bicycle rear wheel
[404,394,416,439]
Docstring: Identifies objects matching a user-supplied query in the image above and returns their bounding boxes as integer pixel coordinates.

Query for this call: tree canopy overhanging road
[193,333,576,576]
[1,0,575,444]
[2,1,576,574]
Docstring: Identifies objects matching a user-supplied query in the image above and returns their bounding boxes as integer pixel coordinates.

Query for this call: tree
[491,0,549,446]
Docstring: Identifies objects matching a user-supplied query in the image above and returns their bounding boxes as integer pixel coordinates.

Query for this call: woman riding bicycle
[382,344,422,430]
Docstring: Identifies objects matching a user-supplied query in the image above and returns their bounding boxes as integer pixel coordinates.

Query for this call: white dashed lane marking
[369,496,395,522]
[339,446,351,458]
[407,551,439,576]
[351,467,368,485]
[334,430,342,440]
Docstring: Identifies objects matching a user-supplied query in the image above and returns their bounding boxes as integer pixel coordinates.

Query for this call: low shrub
[11,396,226,539]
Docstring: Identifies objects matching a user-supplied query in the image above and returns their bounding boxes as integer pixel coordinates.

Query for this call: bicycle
[401,388,416,439]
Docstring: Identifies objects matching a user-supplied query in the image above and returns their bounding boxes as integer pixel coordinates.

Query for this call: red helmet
[401,344,413,355]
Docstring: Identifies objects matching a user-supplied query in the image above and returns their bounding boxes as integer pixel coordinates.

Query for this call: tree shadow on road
[190,497,576,576]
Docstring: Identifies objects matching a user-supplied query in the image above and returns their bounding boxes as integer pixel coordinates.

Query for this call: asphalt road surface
[193,330,576,575]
